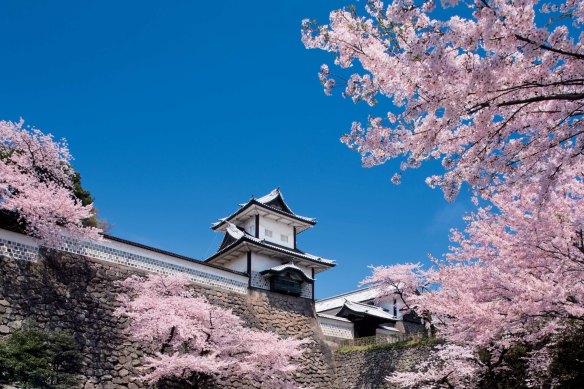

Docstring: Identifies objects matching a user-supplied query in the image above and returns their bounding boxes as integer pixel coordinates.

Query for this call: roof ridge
[211,200,316,231]
[315,286,377,302]
[345,299,386,311]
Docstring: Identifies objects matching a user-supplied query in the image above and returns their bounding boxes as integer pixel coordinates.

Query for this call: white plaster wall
[378,296,404,319]
[242,217,256,236]
[319,317,354,339]
[295,263,313,279]
[259,216,294,248]
[251,253,312,278]
[223,253,248,273]
[250,252,282,272]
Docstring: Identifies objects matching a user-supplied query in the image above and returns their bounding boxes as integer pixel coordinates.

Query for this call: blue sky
[0,0,471,298]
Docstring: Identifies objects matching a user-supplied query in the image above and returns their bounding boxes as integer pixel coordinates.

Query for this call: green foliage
[0,169,100,232]
[478,345,530,389]
[0,323,82,389]
[0,210,26,234]
[335,336,443,354]
[71,172,93,207]
[549,322,584,388]
[476,324,584,389]
[71,172,99,228]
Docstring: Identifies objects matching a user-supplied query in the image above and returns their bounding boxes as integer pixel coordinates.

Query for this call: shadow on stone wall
[0,252,338,389]
[0,251,147,389]
[334,346,434,389]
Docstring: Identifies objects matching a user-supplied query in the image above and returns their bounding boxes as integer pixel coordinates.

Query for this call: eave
[336,300,397,323]
[204,236,335,273]
[260,263,314,283]
[211,200,316,233]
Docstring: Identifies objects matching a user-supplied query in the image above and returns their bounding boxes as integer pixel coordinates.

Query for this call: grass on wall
[335,337,443,354]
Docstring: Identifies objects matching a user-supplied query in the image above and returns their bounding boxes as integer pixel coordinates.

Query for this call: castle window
[270,272,302,296]
[280,234,288,243]
[265,229,272,238]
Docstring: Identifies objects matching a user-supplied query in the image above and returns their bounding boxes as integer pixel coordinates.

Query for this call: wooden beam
[247,251,252,288]
[311,268,315,302]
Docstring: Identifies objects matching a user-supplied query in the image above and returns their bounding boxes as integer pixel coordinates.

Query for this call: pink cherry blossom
[303,0,584,202]
[115,274,308,388]
[304,0,584,386]
[0,119,100,244]
[391,344,482,388]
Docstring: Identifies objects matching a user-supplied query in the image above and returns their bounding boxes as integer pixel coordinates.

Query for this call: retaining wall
[333,346,434,389]
[0,249,337,388]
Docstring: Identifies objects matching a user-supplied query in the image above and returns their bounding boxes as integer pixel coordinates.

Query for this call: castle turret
[205,188,335,299]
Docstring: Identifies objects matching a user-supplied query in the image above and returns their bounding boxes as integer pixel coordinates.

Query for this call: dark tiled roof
[211,189,316,231]
[260,262,314,282]
[204,223,334,268]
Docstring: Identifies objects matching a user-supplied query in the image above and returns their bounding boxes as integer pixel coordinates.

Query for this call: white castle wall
[0,228,315,299]
[319,316,354,339]
[242,217,256,236]
[223,252,248,273]
[259,216,295,249]
[0,229,248,294]
[251,252,282,271]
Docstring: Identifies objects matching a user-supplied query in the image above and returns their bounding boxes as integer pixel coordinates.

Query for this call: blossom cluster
[115,274,308,388]
[304,0,584,386]
[0,119,99,243]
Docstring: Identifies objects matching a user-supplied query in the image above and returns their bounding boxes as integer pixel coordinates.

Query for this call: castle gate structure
[0,188,338,388]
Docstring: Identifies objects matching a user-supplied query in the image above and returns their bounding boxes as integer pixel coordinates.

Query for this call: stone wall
[0,251,337,389]
[333,346,434,389]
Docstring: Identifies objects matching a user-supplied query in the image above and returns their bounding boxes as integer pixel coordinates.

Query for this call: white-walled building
[316,287,425,343]
[0,186,426,344]
[205,188,335,299]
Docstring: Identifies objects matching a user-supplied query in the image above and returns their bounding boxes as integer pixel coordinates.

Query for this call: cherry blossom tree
[303,0,583,203]
[361,263,431,319]
[115,274,308,389]
[0,119,100,243]
[303,0,584,386]
[392,343,482,388]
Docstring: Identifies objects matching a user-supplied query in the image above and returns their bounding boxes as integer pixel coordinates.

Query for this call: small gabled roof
[315,287,380,313]
[316,313,352,323]
[211,189,316,233]
[206,222,335,272]
[337,300,397,322]
[377,324,400,332]
[315,284,401,313]
[256,188,295,214]
[260,262,314,282]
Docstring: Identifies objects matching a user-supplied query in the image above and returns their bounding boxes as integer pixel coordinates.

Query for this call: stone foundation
[333,346,434,389]
[0,251,337,389]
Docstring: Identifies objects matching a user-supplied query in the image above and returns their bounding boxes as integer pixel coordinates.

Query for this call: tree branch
[497,93,584,107]
[515,35,584,60]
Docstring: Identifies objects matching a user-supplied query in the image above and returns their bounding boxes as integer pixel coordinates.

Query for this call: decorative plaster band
[318,316,355,339]
[0,229,248,294]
